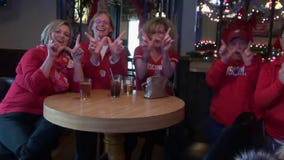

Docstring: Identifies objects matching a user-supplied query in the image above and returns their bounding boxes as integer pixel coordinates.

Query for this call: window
[127,20,139,58]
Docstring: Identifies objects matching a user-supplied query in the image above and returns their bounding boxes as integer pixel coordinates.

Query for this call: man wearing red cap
[203,20,264,159]
[205,20,263,144]
[253,25,284,152]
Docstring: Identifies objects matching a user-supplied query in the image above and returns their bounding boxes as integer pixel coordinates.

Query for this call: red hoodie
[0,45,79,115]
[206,56,262,125]
[253,56,284,140]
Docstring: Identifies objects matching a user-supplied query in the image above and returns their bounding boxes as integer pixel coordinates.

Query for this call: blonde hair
[141,17,177,48]
[88,10,114,37]
[40,19,72,45]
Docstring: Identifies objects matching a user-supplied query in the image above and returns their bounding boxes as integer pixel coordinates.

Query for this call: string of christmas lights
[191,40,283,62]
[197,0,284,23]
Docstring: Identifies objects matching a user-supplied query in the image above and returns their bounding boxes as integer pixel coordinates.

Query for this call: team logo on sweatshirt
[99,69,106,77]
[226,66,246,76]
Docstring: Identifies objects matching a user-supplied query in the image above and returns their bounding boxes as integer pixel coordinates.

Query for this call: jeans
[0,112,59,160]
[207,116,226,145]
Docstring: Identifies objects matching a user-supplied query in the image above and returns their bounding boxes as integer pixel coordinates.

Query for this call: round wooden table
[43,89,185,160]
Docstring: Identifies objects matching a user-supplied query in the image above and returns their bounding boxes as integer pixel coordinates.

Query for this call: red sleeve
[244,56,263,87]
[66,68,80,92]
[169,50,179,64]
[253,61,284,116]
[15,47,53,95]
[80,41,96,79]
[205,59,228,90]
[133,46,143,62]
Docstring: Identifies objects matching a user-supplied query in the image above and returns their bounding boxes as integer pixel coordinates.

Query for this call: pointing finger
[165,28,171,36]
[117,30,126,40]
[246,42,252,51]
[75,34,81,47]
[221,40,226,46]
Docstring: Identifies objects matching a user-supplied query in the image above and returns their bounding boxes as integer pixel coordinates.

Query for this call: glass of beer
[124,77,133,96]
[110,75,121,98]
[80,78,92,101]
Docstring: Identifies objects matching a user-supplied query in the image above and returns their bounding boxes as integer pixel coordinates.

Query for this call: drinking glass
[110,75,121,97]
[80,78,92,101]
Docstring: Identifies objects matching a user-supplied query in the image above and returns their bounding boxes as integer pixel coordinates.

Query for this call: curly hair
[40,19,72,45]
[141,17,177,49]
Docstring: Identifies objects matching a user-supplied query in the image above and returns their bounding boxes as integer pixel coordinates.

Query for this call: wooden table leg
[104,133,125,160]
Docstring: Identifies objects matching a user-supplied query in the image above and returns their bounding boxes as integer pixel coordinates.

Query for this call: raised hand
[47,39,66,58]
[242,42,254,66]
[85,32,108,55]
[141,30,154,52]
[161,28,174,53]
[219,40,232,64]
[107,30,126,55]
[65,34,83,63]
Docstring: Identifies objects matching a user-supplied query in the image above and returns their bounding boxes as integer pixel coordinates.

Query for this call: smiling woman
[0,19,84,160]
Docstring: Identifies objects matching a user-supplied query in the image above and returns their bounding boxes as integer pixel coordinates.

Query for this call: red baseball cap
[222,20,253,44]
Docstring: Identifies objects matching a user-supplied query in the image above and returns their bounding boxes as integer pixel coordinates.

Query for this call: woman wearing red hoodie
[253,25,284,152]
[74,10,127,160]
[0,19,83,160]
[206,20,263,143]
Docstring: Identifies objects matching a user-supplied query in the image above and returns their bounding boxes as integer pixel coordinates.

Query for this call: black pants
[0,112,59,160]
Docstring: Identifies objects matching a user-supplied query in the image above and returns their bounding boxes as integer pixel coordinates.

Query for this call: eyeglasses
[150,31,166,35]
[94,19,110,25]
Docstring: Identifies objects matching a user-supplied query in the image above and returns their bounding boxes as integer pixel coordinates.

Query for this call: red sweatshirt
[206,56,262,125]
[253,56,284,140]
[0,45,79,115]
[133,45,179,90]
[80,41,127,89]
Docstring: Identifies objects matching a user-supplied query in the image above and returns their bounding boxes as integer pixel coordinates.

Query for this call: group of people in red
[205,18,284,159]
[0,5,284,160]
[0,9,179,160]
